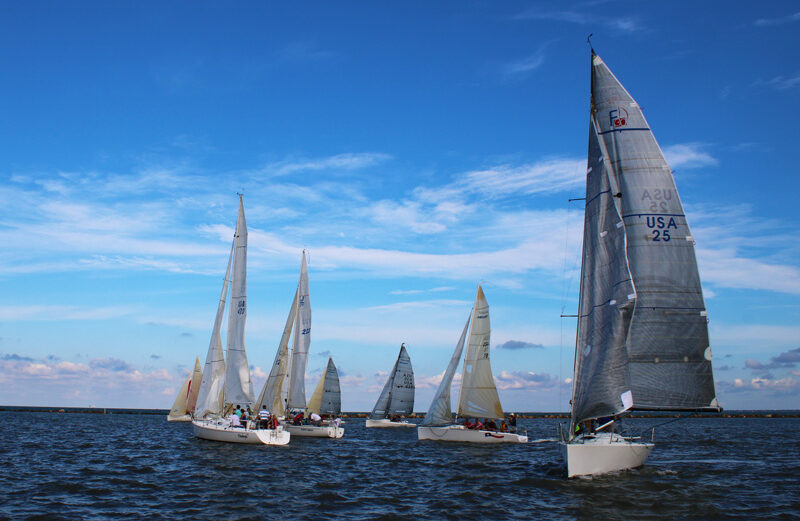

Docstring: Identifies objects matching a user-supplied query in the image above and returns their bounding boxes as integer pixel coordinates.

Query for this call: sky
[1,1,798,412]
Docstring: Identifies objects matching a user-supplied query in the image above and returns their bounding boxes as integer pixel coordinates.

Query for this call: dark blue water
[1,412,798,520]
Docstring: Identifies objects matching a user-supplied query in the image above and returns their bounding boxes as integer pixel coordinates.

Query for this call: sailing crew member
[229,412,242,428]
[310,412,322,426]
[258,406,270,429]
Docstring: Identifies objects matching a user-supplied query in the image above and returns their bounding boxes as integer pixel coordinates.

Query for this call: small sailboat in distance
[366,343,415,428]
[560,50,720,477]
[418,285,527,443]
[167,357,202,422]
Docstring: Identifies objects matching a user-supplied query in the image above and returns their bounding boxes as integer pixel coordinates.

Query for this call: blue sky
[1,1,798,411]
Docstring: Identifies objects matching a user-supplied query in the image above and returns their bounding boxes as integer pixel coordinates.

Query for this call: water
[1,412,798,520]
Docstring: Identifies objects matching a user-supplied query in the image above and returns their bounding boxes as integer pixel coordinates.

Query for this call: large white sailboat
[560,51,720,477]
[418,285,527,444]
[191,195,290,446]
[268,251,343,438]
[167,357,203,422]
[366,343,416,428]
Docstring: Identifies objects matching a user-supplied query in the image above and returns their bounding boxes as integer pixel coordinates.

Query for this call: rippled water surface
[1,412,798,520]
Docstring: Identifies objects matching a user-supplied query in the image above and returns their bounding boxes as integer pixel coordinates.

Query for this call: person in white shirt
[229,413,241,427]
[258,406,270,429]
[310,412,322,426]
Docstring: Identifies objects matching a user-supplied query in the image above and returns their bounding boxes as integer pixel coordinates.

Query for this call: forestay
[369,344,415,419]
[306,357,341,416]
[254,290,297,417]
[287,251,311,410]
[224,196,254,408]
[194,240,234,418]
[421,314,471,427]
[570,53,719,429]
[457,286,504,420]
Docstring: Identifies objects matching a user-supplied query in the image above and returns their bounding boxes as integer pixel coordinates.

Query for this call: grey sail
[307,357,341,416]
[421,314,471,427]
[570,53,719,429]
[370,344,415,419]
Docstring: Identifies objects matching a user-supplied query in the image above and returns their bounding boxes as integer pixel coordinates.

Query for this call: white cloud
[268,153,392,176]
[754,73,800,91]
[754,12,800,26]
[515,10,643,33]
[663,143,718,169]
[458,158,585,197]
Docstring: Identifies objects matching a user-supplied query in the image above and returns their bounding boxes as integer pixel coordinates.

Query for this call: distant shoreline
[1,406,798,418]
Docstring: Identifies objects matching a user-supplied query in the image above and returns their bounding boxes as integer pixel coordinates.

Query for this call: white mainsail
[457,285,504,420]
[286,251,311,411]
[306,357,341,416]
[254,290,298,416]
[224,195,253,408]
[421,314,471,427]
[194,239,235,419]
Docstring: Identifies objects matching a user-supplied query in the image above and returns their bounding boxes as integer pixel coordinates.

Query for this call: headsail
[421,314,471,427]
[457,285,504,420]
[186,356,203,414]
[369,343,415,419]
[168,374,191,420]
[287,251,311,410]
[306,357,341,416]
[224,195,254,408]
[254,290,298,416]
[570,53,719,429]
[194,239,235,418]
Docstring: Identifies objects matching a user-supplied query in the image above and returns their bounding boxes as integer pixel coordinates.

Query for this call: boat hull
[560,433,654,477]
[283,423,344,438]
[192,419,291,445]
[418,425,527,443]
[365,419,416,428]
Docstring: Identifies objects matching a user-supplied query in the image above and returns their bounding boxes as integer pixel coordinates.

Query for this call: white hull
[283,422,344,438]
[192,419,291,445]
[366,419,416,428]
[167,414,191,422]
[560,432,654,477]
[418,425,527,443]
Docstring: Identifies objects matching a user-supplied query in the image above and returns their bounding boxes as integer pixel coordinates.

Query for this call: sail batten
[570,53,719,430]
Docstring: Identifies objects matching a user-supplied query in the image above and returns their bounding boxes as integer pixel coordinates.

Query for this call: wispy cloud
[268,153,392,176]
[754,73,800,91]
[502,42,552,80]
[495,370,560,390]
[754,12,800,27]
[663,143,718,169]
[515,9,643,33]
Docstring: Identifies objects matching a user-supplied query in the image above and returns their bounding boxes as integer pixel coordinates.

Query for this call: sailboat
[418,285,527,443]
[366,343,416,428]
[268,251,343,438]
[191,195,290,445]
[559,51,720,477]
[167,357,203,422]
